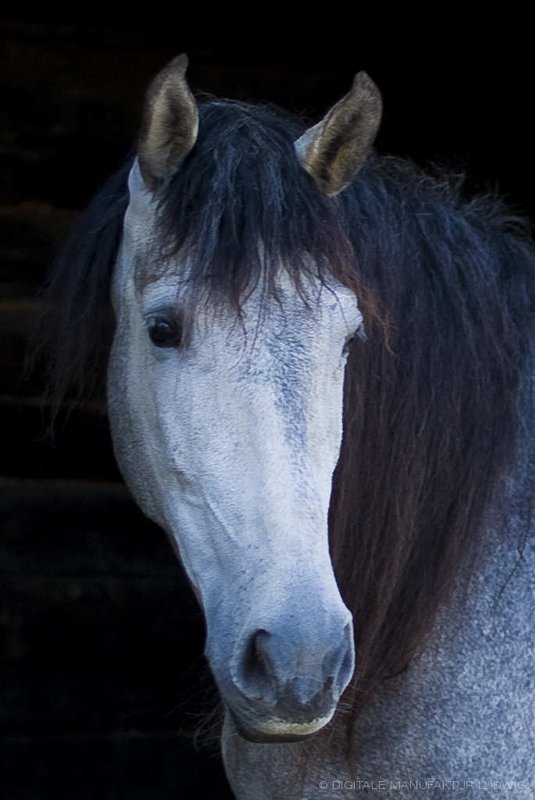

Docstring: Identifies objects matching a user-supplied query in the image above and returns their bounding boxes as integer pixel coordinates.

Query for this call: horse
[40,54,534,798]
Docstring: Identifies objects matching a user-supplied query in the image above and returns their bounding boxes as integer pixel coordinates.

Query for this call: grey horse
[43,55,534,798]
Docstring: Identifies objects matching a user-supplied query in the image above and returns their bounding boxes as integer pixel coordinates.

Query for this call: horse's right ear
[138,53,199,192]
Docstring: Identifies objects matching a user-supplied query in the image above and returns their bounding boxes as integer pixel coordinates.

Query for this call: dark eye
[147,317,182,348]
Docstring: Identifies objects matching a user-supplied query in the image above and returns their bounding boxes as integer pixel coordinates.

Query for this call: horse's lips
[227,705,334,744]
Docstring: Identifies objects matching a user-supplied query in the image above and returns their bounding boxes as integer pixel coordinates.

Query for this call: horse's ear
[138,53,198,191]
[294,72,382,197]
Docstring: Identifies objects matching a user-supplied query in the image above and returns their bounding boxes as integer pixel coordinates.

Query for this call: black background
[1,16,532,799]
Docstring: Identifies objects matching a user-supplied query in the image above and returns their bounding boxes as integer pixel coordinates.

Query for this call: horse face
[107,162,360,741]
[106,51,381,740]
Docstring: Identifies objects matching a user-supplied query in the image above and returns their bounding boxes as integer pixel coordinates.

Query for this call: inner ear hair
[138,53,199,191]
[295,72,382,197]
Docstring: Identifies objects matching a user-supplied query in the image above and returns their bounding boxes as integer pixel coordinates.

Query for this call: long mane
[40,98,535,717]
[332,159,535,713]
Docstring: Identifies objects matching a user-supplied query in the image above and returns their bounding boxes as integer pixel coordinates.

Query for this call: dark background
[1,17,532,800]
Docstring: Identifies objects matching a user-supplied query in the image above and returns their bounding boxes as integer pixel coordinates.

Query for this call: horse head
[107,54,381,742]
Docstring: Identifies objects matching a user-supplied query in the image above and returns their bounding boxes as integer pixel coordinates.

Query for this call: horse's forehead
[137,266,356,322]
[122,161,361,329]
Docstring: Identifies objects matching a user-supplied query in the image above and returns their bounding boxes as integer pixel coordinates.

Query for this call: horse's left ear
[294,72,382,197]
[138,53,199,192]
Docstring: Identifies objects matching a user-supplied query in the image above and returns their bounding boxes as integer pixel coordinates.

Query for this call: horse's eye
[148,317,182,348]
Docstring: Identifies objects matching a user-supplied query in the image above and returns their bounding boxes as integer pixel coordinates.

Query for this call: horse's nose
[232,620,354,710]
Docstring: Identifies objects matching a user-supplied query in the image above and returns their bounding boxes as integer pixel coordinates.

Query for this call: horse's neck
[345,435,535,789]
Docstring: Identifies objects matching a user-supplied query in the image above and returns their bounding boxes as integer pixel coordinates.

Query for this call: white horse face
[107,163,361,741]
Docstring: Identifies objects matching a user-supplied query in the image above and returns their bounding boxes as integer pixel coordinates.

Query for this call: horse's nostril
[322,621,354,686]
[252,630,274,673]
[237,629,278,704]
[233,622,354,709]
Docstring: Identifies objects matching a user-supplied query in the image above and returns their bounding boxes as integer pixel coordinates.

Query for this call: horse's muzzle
[221,619,355,741]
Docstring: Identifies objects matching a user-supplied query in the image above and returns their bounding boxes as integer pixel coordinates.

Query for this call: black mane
[39,96,535,716]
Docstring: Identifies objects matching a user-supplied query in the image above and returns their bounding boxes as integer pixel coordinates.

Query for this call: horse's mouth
[228,706,333,744]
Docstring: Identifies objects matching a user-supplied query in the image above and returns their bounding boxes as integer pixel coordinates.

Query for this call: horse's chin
[229,708,333,744]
